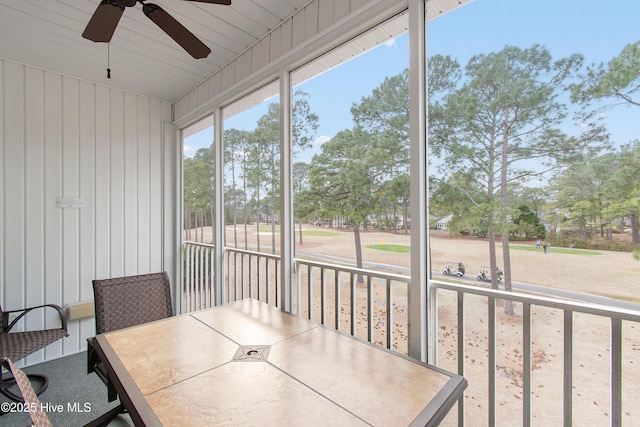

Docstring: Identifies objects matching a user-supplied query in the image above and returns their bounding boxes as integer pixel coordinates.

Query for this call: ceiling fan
[82,0,231,59]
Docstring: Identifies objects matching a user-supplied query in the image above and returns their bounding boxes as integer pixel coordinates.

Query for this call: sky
[184,0,640,158]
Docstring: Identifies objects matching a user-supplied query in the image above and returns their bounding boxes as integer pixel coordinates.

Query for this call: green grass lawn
[508,245,601,256]
[366,244,411,253]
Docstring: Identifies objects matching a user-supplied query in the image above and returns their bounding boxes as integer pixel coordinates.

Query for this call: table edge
[93,299,467,426]
[93,334,162,427]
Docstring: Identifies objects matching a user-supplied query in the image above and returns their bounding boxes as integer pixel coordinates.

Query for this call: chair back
[1,357,53,427]
[93,272,173,334]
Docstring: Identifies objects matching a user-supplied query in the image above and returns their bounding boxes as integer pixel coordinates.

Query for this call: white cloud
[183,144,195,157]
[313,135,332,146]
[383,38,397,47]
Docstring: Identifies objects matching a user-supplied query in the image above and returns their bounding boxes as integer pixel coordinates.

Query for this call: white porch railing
[182,241,640,426]
[429,281,639,427]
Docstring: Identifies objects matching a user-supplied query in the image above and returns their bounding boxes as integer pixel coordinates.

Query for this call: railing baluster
[523,303,531,427]
[386,279,392,350]
[197,245,203,310]
[611,317,622,427]
[227,251,232,303]
[242,254,251,299]
[308,265,313,321]
[184,244,190,312]
[321,267,326,325]
[350,272,356,337]
[274,257,278,307]
[334,270,340,331]
[564,310,573,427]
[295,263,301,316]
[367,275,373,343]
[200,245,206,309]
[209,245,214,306]
[265,256,270,305]
[488,296,496,427]
[457,290,465,427]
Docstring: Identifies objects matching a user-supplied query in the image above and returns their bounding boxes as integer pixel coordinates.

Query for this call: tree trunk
[502,232,514,315]
[489,231,498,290]
[256,200,261,253]
[185,208,191,240]
[232,165,238,248]
[353,224,364,283]
[298,221,303,245]
[243,158,248,250]
[210,204,215,244]
[500,111,514,315]
[271,215,276,254]
[632,211,640,244]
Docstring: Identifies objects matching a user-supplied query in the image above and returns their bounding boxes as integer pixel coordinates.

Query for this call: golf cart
[476,265,503,282]
[443,261,465,277]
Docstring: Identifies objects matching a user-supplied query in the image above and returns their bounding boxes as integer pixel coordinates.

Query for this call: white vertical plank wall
[0,59,172,364]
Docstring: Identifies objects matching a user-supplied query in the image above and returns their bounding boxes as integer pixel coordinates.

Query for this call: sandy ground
[188,225,640,426]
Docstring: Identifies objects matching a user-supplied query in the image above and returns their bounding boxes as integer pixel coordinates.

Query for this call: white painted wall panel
[78,80,97,347]
[279,19,293,56]
[251,43,262,75]
[304,2,319,41]
[0,59,172,364]
[24,67,45,332]
[124,92,139,276]
[259,36,271,71]
[149,100,166,274]
[2,62,25,315]
[197,82,208,110]
[109,90,125,277]
[291,11,306,48]
[208,72,222,101]
[334,0,350,21]
[137,97,151,272]
[221,62,236,91]
[351,0,369,12]
[269,28,281,64]
[241,50,252,83]
[162,122,177,300]
[43,71,63,360]
[317,0,335,31]
[94,85,111,281]
[62,76,81,355]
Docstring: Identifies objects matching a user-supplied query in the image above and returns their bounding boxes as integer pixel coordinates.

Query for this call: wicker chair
[1,357,53,426]
[0,303,69,402]
[86,271,173,426]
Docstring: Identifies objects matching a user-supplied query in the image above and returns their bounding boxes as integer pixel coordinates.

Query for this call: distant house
[436,214,453,230]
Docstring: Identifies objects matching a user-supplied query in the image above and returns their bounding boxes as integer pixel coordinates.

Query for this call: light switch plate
[56,197,84,208]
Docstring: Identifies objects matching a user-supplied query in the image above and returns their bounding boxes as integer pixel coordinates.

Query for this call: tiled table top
[94,299,466,426]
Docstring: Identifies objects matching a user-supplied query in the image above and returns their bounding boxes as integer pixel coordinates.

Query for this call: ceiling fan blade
[143,3,211,59]
[82,0,126,43]
[183,0,231,4]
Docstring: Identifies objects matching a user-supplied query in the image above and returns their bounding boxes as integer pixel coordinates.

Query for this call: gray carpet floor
[0,352,133,427]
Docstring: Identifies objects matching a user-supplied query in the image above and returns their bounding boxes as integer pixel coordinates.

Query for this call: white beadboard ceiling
[0,0,311,102]
[0,0,470,104]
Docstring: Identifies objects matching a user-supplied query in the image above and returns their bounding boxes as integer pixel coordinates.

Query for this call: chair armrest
[2,304,69,335]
